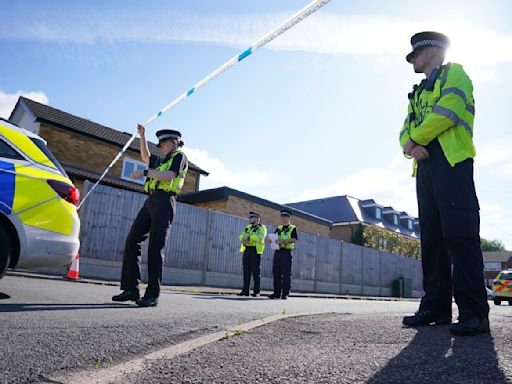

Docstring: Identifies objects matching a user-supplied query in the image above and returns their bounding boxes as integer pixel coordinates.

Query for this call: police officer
[238,212,267,297]
[112,124,188,307]
[400,32,489,335]
[268,209,298,300]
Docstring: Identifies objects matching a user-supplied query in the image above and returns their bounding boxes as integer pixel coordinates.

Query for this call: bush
[352,225,421,260]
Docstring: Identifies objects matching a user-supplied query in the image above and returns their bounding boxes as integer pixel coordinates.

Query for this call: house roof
[63,163,145,193]
[178,187,333,226]
[11,97,209,175]
[483,251,512,263]
[287,195,419,238]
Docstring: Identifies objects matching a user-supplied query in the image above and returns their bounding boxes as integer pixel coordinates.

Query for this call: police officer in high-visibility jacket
[400,32,489,335]
[238,212,267,297]
[113,125,188,307]
[268,209,298,300]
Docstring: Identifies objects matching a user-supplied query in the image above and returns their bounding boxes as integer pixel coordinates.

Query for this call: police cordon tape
[78,0,332,208]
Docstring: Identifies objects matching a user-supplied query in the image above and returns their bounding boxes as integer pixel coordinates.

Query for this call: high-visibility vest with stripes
[276,224,296,250]
[239,224,267,255]
[399,63,475,175]
[144,150,188,194]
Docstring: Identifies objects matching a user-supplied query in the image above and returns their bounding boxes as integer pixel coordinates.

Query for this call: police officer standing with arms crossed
[400,32,489,335]
[112,124,188,307]
[238,212,267,297]
[268,209,297,300]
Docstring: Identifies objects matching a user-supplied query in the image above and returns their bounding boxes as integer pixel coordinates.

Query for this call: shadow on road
[367,325,508,383]
[0,292,11,300]
[0,303,134,313]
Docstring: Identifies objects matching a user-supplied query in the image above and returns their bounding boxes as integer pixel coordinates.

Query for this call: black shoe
[450,315,490,336]
[136,296,159,307]
[251,293,260,297]
[236,292,249,297]
[112,290,140,302]
[268,294,280,299]
[281,295,288,300]
[402,310,451,327]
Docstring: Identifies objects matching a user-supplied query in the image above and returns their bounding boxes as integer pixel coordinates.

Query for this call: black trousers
[242,247,261,294]
[273,249,292,297]
[121,191,176,298]
[417,139,489,318]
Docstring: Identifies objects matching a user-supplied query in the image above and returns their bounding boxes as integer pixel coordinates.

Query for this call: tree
[481,238,506,252]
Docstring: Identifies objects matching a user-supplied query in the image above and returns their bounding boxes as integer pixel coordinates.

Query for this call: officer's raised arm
[137,124,151,164]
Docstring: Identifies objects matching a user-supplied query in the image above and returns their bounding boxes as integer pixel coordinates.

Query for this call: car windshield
[499,273,512,280]
[29,138,68,177]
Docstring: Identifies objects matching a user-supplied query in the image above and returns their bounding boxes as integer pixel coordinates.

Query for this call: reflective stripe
[400,127,409,140]
[466,104,475,114]
[432,105,473,136]
[0,161,15,214]
[441,87,468,104]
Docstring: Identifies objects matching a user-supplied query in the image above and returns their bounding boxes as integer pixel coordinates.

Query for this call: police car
[492,269,512,306]
[0,118,80,278]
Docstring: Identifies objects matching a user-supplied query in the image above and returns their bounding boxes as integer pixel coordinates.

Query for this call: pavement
[122,313,512,384]
[0,275,418,384]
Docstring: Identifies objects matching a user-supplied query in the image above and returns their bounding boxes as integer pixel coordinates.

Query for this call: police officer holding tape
[399,32,489,335]
[112,124,188,307]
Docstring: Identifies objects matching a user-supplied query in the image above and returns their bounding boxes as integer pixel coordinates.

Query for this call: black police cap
[248,211,260,218]
[406,31,450,63]
[156,129,182,147]
[280,209,293,217]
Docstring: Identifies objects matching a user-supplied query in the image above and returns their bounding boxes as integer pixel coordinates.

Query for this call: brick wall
[330,225,355,242]
[39,123,200,194]
[226,196,331,236]
[192,200,229,212]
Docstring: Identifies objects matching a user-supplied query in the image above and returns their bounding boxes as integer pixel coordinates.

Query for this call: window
[393,215,398,225]
[29,138,68,176]
[0,139,23,160]
[121,157,147,185]
[407,220,413,230]
[375,208,382,219]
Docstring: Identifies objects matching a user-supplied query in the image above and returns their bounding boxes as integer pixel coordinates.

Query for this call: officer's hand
[410,145,429,161]
[130,170,143,180]
[137,124,145,137]
[403,139,416,156]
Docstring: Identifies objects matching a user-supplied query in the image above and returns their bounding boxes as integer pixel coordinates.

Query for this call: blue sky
[1,0,511,248]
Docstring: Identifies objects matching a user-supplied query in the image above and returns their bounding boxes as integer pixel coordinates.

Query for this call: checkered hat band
[158,133,181,141]
[412,39,446,50]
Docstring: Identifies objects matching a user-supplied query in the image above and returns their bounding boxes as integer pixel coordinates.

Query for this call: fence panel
[342,242,363,285]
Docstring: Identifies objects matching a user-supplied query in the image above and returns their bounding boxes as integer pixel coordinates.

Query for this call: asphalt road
[1,275,509,383]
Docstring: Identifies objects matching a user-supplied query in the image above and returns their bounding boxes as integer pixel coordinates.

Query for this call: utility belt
[149,189,176,196]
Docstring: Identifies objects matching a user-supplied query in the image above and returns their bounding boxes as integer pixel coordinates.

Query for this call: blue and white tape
[79,0,331,208]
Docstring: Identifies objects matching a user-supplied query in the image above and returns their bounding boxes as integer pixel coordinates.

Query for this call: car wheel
[0,226,12,279]
[493,298,501,306]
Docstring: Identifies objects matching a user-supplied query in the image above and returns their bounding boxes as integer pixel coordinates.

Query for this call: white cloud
[186,147,271,190]
[475,135,512,179]
[292,154,418,216]
[2,10,511,66]
[0,90,48,119]
[480,203,512,250]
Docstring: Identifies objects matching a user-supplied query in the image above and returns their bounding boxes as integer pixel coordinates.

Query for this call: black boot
[236,291,249,297]
[136,296,159,307]
[112,290,140,302]
[403,310,451,327]
[450,315,490,336]
[268,293,280,299]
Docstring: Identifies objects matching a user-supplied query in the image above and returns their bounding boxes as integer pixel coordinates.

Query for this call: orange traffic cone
[66,253,80,280]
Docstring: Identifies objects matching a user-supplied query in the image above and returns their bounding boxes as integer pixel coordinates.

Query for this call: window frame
[0,138,24,161]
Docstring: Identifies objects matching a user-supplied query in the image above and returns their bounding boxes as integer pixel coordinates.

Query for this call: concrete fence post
[360,246,364,296]
[201,209,212,285]
[314,234,320,293]
[339,240,344,295]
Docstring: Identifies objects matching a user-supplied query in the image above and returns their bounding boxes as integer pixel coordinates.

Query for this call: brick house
[483,251,512,286]
[287,196,420,242]
[9,97,208,195]
[179,187,332,236]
